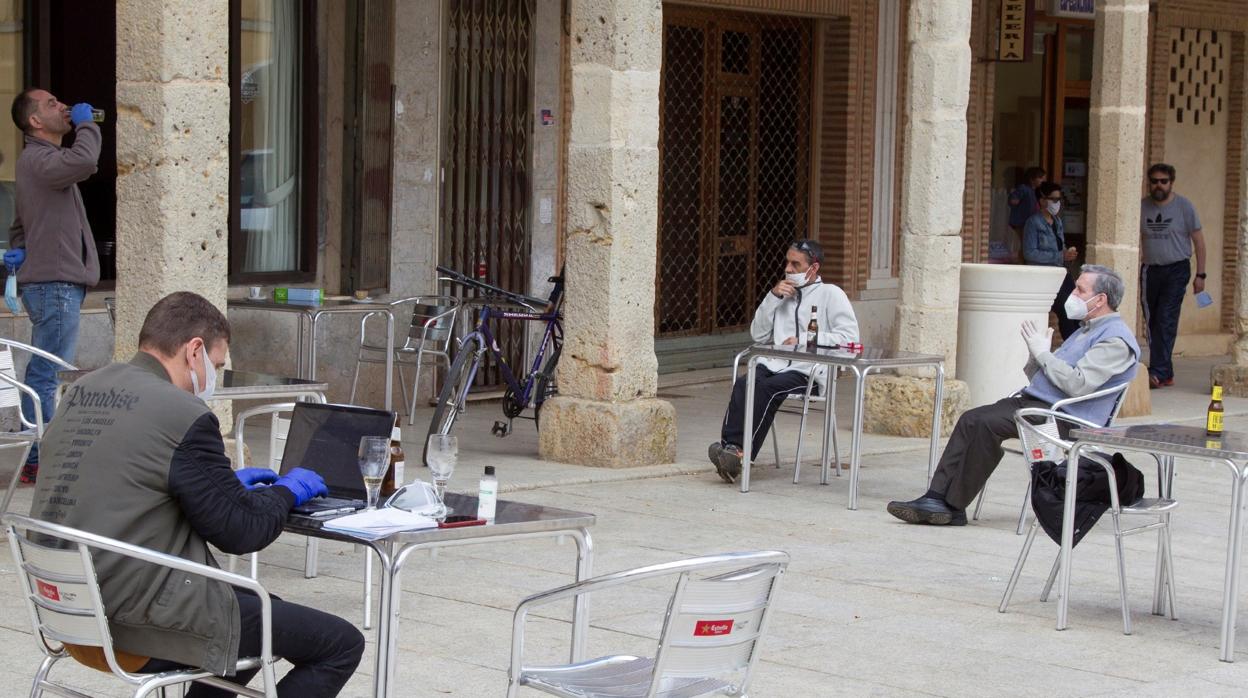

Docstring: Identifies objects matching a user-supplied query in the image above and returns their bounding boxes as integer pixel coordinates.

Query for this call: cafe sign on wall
[1049,0,1095,20]
[997,0,1033,62]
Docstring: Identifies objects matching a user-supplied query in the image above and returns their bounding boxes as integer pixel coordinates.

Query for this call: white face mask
[1063,293,1098,321]
[786,271,810,288]
[188,345,217,401]
[1045,200,1061,216]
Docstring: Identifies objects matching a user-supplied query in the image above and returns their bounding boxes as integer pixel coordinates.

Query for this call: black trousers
[927,395,1050,510]
[721,366,811,459]
[1142,260,1191,382]
[140,590,365,698]
[1050,271,1080,341]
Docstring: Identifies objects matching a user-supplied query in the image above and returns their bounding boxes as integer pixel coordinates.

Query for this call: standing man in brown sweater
[6,88,101,483]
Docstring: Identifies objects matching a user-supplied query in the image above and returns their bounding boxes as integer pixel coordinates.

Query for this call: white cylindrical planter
[957,263,1067,409]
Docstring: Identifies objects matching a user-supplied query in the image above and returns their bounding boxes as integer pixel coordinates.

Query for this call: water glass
[358,436,390,509]
[426,434,457,516]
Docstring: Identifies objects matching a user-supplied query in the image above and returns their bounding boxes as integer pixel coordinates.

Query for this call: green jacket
[30,352,295,674]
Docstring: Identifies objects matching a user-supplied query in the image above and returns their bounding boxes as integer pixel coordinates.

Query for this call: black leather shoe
[715,445,743,484]
[886,496,967,526]
[708,442,724,467]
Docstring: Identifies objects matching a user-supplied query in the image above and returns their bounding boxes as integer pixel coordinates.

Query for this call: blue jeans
[20,282,85,464]
[1142,260,1190,382]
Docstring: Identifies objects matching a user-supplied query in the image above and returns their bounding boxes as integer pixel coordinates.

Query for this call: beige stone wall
[114,0,231,359]
[539,0,676,467]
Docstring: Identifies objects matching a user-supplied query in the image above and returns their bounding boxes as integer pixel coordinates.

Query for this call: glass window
[0,1,21,251]
[234,0,304,275]
[1064,28,1093,83]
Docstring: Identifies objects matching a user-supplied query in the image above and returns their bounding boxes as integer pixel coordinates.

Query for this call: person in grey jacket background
[31,292,363,697]
[708,239,859,483]
[6,87,102,483]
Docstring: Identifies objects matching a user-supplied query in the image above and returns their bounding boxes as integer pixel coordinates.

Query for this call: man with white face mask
[31,291,365,696]
[886,265,1139,526]
[708,239,859,483]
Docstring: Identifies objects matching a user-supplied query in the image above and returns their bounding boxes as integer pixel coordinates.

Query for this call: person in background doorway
[1139,163,1205,389]
[1008,167,1046,262]
[6,87,102,483]
[1023,181,1080,340]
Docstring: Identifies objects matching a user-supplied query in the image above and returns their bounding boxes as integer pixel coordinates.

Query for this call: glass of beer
[358,436,390,510]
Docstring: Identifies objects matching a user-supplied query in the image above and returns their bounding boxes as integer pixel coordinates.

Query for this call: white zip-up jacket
[751,278,859,378]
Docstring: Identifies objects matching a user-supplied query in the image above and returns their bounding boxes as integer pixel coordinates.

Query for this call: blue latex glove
[4,265,19,314]
[273,467,329,506]
[70,103,94,127]
[235,467,279,490]
[3,248,24,268]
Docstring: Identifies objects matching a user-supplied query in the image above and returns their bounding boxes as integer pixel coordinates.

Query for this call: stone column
[114,1,230,359]
[864,0,971,437]
[1212,52,1248,395]
[537,0,676,467]
[1085,0,1151,415]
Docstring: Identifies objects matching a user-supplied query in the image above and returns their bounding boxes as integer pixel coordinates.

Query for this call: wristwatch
[1196,272,1208,279]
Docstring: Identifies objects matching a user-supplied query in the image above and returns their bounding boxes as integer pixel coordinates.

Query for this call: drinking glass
[358,436,390,510]
[426,434,457,516]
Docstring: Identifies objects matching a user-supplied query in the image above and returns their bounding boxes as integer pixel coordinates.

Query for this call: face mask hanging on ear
[188,346,217,401]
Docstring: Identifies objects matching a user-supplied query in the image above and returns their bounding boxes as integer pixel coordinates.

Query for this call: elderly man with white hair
[886,264,1140,526]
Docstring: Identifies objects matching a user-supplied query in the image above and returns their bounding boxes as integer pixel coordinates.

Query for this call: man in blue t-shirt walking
[1139,163,1205,389]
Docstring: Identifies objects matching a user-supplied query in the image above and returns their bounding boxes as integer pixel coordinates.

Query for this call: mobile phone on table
[438,515,486,528]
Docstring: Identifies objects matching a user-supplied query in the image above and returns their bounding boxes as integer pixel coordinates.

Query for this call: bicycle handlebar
[436,265,555,310]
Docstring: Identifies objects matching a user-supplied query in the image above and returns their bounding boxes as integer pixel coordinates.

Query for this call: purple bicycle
[424,265,564,465]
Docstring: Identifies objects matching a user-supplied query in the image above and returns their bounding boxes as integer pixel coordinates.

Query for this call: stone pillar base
[538,396,676,467]
[1117,370,1153,417]
[864,376,968,438]
[1213,364,1248,397]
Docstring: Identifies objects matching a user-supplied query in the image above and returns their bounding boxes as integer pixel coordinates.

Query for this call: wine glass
[358,436,390,510]
[426,434,457,517]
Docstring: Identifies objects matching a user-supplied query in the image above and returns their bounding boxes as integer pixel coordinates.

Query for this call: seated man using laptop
[31,291,365,697]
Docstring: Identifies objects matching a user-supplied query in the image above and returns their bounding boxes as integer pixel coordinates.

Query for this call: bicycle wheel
[424,336,480,465]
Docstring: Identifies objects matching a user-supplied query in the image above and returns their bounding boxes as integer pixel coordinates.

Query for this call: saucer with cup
[248,285,264,300]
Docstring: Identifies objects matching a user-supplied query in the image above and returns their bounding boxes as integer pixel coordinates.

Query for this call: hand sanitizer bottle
[477,466,497,522]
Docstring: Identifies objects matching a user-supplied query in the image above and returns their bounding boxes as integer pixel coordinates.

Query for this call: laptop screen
[279,402,396,497]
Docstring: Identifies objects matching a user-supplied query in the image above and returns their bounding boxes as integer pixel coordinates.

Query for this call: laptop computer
[278,402,397,515]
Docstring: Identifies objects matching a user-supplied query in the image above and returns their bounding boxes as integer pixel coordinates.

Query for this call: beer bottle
[381,422,406,497]
[806,306,819,352]
[1207,382,1225,437]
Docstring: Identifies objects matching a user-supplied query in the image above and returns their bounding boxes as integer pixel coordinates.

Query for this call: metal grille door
[441,0,534,387]
[657,8,811,337]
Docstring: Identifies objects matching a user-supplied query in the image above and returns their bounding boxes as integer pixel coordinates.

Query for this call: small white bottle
[477,466,497,522]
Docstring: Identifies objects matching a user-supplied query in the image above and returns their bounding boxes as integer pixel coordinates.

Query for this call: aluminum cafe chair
[0,338,77,514]
[731,347,840,483]
[232,402,377,629]
[4,512,278,698]
[973,380,1131,532]
[998,407,1178,635]
[507,550,789,698]
[348,295,459,424]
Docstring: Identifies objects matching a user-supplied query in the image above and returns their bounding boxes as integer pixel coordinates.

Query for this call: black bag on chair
[1030,453,1146,547]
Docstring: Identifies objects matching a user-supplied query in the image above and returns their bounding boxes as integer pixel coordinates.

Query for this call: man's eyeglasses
[1149,177,1171,185]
